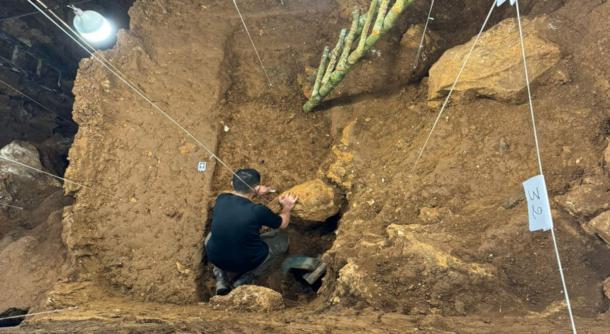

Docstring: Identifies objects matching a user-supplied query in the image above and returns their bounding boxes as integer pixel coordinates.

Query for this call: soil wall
[62,0,232,303]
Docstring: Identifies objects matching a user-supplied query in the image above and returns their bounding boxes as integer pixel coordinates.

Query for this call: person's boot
[232,271,256,289]
[213,266,231,296]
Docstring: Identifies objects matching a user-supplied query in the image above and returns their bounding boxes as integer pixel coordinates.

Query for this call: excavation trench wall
[62,0,339,303]
[63,0,232,303]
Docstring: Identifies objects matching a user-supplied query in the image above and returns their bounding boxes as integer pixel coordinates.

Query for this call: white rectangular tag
[523,174,553,232]
[496,0,516,7]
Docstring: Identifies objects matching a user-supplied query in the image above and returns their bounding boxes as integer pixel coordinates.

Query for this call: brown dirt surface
[5,0,610,333]
[0,190,70,312]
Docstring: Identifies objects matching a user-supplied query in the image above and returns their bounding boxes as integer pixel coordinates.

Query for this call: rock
[395,24,443,82]
[583,211,610,247]
[0,141,61,208]
[499,138,510,154]
[428,17,560,102]
[279,179,341,222]
[330,259,376,305]
[386,224,495,278]
[209,285,284,312]
[502,193,522,209]
[324,121,356,191]
[297,66,317,99]
[0,141,48,179]
[555,178,610,218]
[603,278,610,301]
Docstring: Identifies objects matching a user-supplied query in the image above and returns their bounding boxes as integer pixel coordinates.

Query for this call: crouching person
[205,168,298,295]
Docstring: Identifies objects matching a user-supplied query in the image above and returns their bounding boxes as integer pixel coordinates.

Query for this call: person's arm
[254,185,276,197]
[278,193,298,229]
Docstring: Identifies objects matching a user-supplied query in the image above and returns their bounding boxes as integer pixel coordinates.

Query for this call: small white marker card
[197,161,207,173]
[496,0,516,6]
[523,174,554,232]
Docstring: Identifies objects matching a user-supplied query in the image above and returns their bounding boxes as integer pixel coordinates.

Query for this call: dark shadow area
[265,214,341,305]
[0,308,28,328]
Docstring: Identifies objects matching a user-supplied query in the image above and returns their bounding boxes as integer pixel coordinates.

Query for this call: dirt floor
[1,0,609,332]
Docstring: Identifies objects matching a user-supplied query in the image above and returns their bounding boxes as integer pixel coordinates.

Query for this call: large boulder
[0,141,61,209]
[428,17,560,102]
[0,141,50,180]
[209,285,284,312]
[583,211,610,247]
[278,179,342,222]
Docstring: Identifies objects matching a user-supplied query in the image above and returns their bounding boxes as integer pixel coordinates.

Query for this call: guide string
[0,307,77,322]
[0,77,73,125]
[231,0,273,87]
[413,0,436,70]
[409,1,496,173]
[0,75,121,200]
[0,202,23,210]
[0,155,98,193]
[514,0,576,332]
[0,0,94,22]
[28,0,254,192]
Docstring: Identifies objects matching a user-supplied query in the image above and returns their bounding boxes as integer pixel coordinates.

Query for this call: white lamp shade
[73,10,114,44]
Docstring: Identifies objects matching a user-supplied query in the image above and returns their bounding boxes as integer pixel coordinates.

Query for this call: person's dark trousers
[205,233,231,295]
[205,230,289,293]
[232,229,289,288]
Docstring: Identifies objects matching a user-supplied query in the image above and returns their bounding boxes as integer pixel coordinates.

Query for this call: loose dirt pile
[3,0,609,332]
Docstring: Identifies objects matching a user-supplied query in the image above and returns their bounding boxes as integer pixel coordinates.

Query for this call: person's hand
[279,192,298,211]
[255,185,275,196]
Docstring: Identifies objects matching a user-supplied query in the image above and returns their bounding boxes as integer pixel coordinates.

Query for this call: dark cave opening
[0,308,28,328]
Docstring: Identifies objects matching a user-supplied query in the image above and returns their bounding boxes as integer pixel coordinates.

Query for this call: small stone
[176,261,191,275]
[499,138,510,154]
[209,285,284,312]
[101,79,111,92]
[502,194,522,209]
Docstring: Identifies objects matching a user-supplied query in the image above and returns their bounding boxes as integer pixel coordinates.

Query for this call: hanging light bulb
[70,5,115,45]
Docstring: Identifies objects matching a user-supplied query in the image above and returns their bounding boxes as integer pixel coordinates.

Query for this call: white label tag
[197,161,207,172]
[523,174,553,232]
[496,0,516,7]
